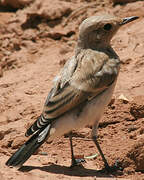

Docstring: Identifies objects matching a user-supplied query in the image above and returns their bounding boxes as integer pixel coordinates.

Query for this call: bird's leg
[69,132,85,167]
[69,133,77,166]
[91,124,111,171]
[92,135,111,171]
[92,125,122,172]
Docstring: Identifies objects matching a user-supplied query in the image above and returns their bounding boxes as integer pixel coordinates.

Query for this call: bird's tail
[6,124,51,168]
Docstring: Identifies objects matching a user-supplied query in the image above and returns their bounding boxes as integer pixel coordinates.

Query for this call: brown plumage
[6,14,138,170]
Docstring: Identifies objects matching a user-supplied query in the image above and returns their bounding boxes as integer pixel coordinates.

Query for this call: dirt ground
[0,0,144,179]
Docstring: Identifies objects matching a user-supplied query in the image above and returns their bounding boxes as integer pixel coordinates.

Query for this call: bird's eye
[103,23,112,31]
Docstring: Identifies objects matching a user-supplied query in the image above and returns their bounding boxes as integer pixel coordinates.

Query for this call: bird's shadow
[19,163,123,178]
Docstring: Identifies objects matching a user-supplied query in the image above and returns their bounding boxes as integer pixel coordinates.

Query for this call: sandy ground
[0,0,144,179]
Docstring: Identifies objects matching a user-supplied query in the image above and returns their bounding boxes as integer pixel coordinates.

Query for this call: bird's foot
[70,158,86,167]
[104,160,123,173]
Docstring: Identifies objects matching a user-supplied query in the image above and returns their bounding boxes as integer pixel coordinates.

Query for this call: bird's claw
[70,158,86,167]
[104,160,123,173]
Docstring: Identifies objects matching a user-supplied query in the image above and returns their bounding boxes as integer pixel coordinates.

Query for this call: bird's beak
[120,16,139,25]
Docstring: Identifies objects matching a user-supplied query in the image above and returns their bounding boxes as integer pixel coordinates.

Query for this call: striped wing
[26,50,119,136]
[43,83,89,119]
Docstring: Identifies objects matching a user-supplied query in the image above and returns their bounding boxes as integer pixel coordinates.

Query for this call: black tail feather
[6,125,51,167]
[25,115,51,137]
[25,116,41,137]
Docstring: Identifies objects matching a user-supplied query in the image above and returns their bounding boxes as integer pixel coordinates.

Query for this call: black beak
[120,16,139,25]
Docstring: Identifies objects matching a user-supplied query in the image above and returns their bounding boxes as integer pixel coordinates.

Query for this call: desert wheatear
[6,14,138,171]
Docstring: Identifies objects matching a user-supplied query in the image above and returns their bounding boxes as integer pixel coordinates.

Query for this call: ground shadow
[19,163,123,178]
[0,6,17,12]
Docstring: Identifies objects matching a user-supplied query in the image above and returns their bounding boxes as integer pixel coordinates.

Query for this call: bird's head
[78,14,139,49]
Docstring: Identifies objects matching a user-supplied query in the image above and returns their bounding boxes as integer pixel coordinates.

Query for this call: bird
[6,14,138,171]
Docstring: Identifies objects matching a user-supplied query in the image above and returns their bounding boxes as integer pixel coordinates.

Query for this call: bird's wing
[42,55,86,119]
[43,49,120,119]
[26,49,120,136]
